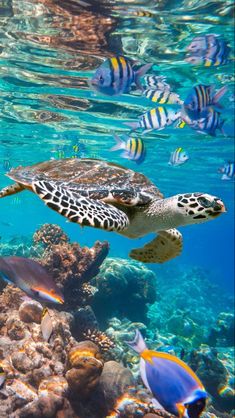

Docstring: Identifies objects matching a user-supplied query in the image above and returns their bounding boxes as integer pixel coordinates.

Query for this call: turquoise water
[0,1,234,417]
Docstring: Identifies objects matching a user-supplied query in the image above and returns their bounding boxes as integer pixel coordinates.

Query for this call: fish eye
[99,75,104,84]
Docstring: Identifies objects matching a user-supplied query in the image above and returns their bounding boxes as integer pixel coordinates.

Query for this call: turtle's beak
[212,199,227,216]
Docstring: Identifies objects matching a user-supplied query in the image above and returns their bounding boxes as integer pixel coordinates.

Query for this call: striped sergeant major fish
[186,34,231,67]
[218,162,235,180]
[110,134,146,164]
[183,84,227,120]
[144,75,170,91]
[183,108,226,137]
[125,107,181,133]
[144,88,183,105]
[91,56,152,96]
[168,147,189,166]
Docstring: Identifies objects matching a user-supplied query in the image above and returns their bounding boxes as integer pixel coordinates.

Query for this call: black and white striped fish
[144,75,170,91]
[186,34,231,67]
[218,162,235,180]
[183,84,227,119]
[144,88,183,105]
[168,147,189,166]
[125,107,181,133]
[91,56,152,96]
[110,134,146,164]
[185,107,226,137]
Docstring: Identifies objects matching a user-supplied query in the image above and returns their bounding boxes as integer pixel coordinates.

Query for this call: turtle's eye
[198,197,212,208]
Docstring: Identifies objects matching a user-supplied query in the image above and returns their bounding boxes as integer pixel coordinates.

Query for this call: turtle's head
[175,192,226,225]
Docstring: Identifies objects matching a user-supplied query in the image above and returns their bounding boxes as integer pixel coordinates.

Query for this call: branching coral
[33,223,69,248]
[83,329,115,353]
[40,239,109,309]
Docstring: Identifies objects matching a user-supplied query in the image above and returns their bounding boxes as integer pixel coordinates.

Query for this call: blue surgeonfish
[110,134,146,164]
[169,147,189,166]
[0,256,64,304]
[125,330,207,418]
[183,84,227,120]
[91,56,152,96]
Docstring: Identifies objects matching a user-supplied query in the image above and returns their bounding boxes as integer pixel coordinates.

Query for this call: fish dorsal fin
[141,349,156,365]
[141,350,204,388]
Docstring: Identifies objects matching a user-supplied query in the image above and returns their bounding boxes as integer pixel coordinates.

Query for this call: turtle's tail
[0,183,24,198]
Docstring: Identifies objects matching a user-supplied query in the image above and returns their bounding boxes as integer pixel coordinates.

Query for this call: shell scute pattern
[8,159,163,206]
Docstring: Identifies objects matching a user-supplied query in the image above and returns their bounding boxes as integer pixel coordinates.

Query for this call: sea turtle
[0,158,226,263]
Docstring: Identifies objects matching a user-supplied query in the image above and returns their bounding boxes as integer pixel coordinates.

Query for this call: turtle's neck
[145,195,187,230]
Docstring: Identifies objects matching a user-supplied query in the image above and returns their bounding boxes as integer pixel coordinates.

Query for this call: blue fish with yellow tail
[110,133,146,164]
[91,56,152,96]
[0,256,64,304]
[125,330,207,418]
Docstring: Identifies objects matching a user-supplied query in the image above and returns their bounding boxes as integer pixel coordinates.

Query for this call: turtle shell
[7,158,163,206]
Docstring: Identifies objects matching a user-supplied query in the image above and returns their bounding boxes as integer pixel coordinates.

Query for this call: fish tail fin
[219,119,227,137]
[125,329,147,354]
[212,86,228,107]
[135,63,152,91]
[110,134,125,152]
[124,121,139,131]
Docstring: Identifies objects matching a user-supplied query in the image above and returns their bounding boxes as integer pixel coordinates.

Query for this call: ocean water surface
[0,1,234,417]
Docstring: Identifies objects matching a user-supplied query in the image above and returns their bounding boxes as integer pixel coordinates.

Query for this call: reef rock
[19,300,43,324]
[66,341,104,398]
[91,258,157,325]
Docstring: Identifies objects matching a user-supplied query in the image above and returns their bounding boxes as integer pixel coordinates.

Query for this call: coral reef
[0,236,43,259]
[0,289,171,418]
[147,265,233,349]
[207,312,234,347]
[82,329,115,354]
[188,346,235,414]
[91,258,157,326]
[33,224,69,248]
[0,224,234,418]
[40,239,109,310]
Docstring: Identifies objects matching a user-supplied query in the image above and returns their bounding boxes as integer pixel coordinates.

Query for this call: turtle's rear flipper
[129,228,182,263]
[0,183,24,198]
[32,180,129,232]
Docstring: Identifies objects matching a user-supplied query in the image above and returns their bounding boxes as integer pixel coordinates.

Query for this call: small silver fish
[41,307,53,342]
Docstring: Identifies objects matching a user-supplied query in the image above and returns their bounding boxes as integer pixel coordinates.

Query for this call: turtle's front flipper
[0,183,24,198]
[129,228,182,263]
[32,180,129,232]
